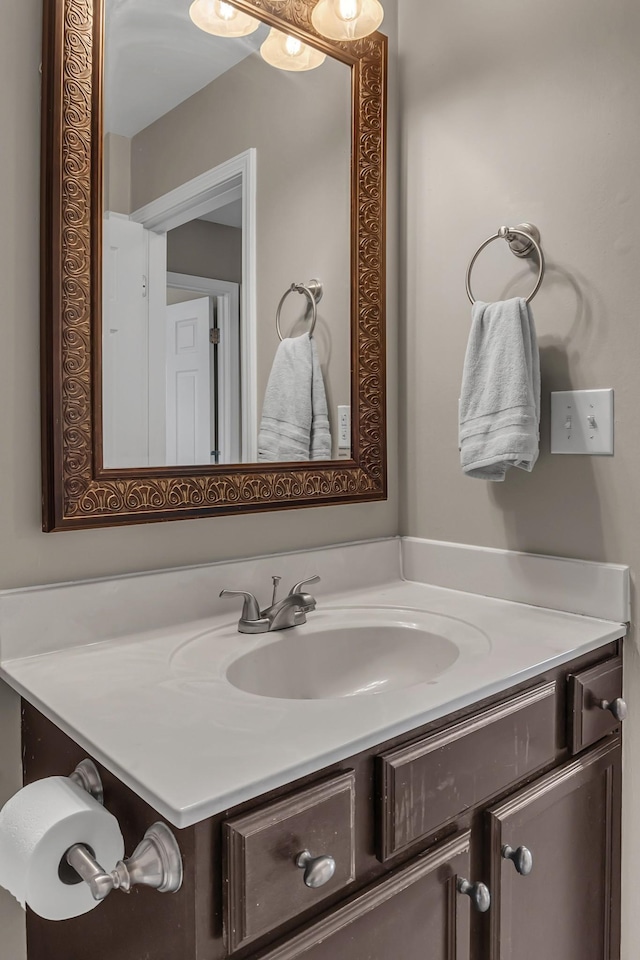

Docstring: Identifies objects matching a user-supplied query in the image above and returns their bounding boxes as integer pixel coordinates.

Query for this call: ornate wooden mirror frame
[41,0,387,530]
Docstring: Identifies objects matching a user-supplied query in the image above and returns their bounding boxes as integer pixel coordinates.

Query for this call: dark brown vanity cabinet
[257,832,473,960]
[21,641,624,960]
[224,772,357,952]
[240,737,622,960]
[487,736,621,960]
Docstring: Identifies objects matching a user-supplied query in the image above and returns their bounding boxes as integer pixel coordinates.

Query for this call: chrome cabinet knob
[457,878,491,913]
[296,850,336,889]
[502,844,533,876]
[599,697,627,722]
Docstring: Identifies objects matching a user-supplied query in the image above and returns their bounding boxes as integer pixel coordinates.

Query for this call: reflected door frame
[130,148,258,462]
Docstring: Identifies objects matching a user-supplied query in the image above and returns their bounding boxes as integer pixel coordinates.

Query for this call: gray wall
[399,0,639,950]
[131,51,354,433]
[167,220,242,285]
[103,132,131,214]
[0,1,398,950]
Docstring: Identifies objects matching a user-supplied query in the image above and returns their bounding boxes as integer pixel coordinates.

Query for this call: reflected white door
[166,297,213,465]
[102,213,149,468]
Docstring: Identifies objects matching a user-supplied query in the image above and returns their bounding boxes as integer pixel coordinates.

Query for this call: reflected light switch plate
[337,405,351,448]
[550,389,614,455]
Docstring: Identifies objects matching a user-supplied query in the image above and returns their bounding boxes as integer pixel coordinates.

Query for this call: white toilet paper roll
[0,776,124,920]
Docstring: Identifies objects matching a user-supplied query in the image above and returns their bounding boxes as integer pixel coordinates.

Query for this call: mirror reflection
[102,0,352,468]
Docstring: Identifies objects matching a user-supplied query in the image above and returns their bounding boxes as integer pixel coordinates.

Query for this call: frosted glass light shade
[311,0,384,41]
[189,0,260,37]
[260,29,327,71]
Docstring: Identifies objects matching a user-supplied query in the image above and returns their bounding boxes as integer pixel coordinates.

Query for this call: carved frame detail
[41,0,387,530]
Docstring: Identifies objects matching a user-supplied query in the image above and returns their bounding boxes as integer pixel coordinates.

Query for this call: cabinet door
[487,736,621,960]
[258,832,473,960]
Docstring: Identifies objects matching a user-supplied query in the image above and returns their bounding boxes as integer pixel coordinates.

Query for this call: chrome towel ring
[276,280,324,341]
[466,223,545,305]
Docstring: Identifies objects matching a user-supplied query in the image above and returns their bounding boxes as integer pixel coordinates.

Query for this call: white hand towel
[258,335,332,462]
[459,297,540,481]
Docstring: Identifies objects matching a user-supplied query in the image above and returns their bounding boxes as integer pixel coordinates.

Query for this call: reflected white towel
[459,298,540,481]
[258,335,332,462]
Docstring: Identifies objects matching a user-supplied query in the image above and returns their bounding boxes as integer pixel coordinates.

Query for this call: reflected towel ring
[276,280,323,341]
[466,224,545,305]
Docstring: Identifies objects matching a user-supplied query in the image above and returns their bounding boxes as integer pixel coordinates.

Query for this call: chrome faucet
[220,576,320,634]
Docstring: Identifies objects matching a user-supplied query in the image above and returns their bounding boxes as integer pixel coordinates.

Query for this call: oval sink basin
[224,607,489,700]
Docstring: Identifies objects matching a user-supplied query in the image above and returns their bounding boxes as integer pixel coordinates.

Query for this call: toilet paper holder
[69,759,104,805]
[65,760,183,900]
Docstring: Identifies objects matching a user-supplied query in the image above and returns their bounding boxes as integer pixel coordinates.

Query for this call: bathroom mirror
[41,0,387,529]
[102,1,352,468]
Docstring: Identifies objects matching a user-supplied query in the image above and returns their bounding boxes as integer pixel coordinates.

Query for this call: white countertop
[0,577,625,828]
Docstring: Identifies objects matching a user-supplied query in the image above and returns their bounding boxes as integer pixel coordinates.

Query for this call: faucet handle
[219,590,261,621]
[288,575,321,596]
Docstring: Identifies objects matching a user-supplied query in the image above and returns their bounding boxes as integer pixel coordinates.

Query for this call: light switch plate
[550,389,614,455]
[337,405,351,449]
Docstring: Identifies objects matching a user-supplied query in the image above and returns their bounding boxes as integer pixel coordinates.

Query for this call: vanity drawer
[568,656,625,754]
[378,682,557,861]
[223,771,356,953]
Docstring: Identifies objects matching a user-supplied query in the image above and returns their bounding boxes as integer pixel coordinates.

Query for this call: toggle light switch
[550,389,614,455]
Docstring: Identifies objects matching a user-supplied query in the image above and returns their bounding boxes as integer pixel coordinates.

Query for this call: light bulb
[284,35,303,56]
[338,0,362,21]
[260,28,327,71]
[311,0,383,41]
[189,0,260,38]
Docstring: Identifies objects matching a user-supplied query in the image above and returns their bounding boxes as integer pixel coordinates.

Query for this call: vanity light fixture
[260,28,327,70]
[311,0,384,41]
[189,0,260,37]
